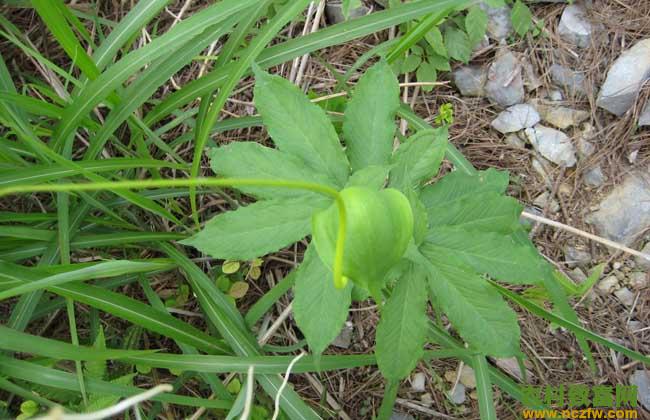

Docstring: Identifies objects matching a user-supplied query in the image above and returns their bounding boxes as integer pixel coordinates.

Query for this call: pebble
[411,372,426,392]
[550,64,589,97]
[548,89,564,101]
[629,370,650,411]
[332,321,353,348]
[325,1,369,24]
[537,104,590,129]
[586,172,650,245]
[491,104,541,133]
[596,275,619,293]
[564,245,592,268]
[534,191,560,213]
[583,166,606,188]
[390,412,415,420]
[597,38,650,116]
[558,4,593,48]
[505,133,526,148]
[524,125,577,167]
[459,365,477,389]
[453,66,487,97]
[486,51,525,107]
[614,287,636,306]
[635,243,650,270]
[479,1,513,40]
[447,383,467,405]
[640,102,650,126]
[628,272,647,289]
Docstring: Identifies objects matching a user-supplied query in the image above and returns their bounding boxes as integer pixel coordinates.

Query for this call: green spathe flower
[312,186,414,293]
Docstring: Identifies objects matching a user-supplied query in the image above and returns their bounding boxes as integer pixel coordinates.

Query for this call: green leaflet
[345,165,391,190]
[422,227,547,284]
[375,262,428,380]
[389,127,448,191]
[209,142,337,200]
[293,246,352,357]
[443,26,471,63]
[416,252,521,357]
[420,168,509,209]
[465,6,488,46]
[182,195,331,261]
[343,60,399,171]
[253,68,350,187]
[312,187,413,292]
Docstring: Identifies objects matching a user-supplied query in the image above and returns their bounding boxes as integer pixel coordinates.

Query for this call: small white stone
[614,287,636,306]
[459,365,477,389]
[597,275,619,293]
[491,104,541,133]
[411,372,426,392]
[558,4,593,48]
[628,272,648,289]
[447,383,467,405]
[525,125,577,167]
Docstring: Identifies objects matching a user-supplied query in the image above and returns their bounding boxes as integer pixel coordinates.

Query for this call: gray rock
[332,321,353,348]
[629,272,648,289]
[537,104,590,129]
[583,166,606,187]
[640,102,650,126]
[534,191,560,213]
[576,124,597,158]
[411,372,426,392]
[597,39,650,116]
[558,4,593,48]
[614,287,636,306]
[564,245,592,267]
[587,172,650,245]
[459,365,476,389]
[479,2,513,40]
[325,2,369,24]
[453,66,487,97]
[548,89,564,101]
[525,125,577,167]
[491,104,541,133]
[494,357,532,381]
[630,370,650,411]
[550,64,589,96]
[635,243,650,270]
[505,133,526,148]
[446,383,466,405]
[486,52,525,107]
[597,275,619,293]
[523,61,543,91]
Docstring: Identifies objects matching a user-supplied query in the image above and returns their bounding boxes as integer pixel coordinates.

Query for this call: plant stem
[377,380,399,420]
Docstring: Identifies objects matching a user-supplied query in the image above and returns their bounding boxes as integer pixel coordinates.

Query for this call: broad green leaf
[343,60,399,171]
[465,6,488,46]
[182,196,330,260]
[253,69,349,186]
[293,247,352,356]
[416,61,437,92]
[420,168,508,210]
[443,27,472,63]
[422,227,548,284]
[389,127,447,191]
[345,165,390,190]
[427,53,451,71]
[511,0,533,37]
[417,253,521,357]
[375,263,428,380]
[312,187,413,293]
[209,142,337,199]
[425,26,448,57]
[428,192,522,233]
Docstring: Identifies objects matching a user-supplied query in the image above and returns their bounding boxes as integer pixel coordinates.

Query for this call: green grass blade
[245,270,296,328]
[0,356,232,409]
[145,0,472,126]
[472,354,498,420]
[0,325,156,360]
[0,260,175,300]
[490,281,650,365]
